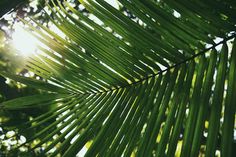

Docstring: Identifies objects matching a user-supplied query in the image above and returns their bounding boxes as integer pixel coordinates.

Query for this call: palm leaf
[1,0,236,156]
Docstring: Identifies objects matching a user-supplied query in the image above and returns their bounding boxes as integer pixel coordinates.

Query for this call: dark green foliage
[0,0,236,156]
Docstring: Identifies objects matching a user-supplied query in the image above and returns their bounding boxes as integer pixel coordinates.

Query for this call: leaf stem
[89,33,236,95]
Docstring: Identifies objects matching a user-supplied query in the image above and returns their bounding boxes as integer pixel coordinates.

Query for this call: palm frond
[1,0,236,156]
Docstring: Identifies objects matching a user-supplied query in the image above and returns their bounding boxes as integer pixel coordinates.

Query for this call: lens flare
[12,24,38,56]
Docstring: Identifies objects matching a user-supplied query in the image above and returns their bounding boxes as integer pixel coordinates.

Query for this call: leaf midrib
[84,33,236,95]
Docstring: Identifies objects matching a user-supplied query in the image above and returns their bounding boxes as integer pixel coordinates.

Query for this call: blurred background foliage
[0,1,72,156]
[0,0,97,156]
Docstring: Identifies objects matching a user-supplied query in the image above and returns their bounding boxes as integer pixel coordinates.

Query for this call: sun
[12,23,38,56]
